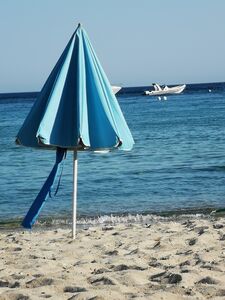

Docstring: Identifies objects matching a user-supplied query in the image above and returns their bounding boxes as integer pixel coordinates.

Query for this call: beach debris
[196,276,218,285]
[63,286,87,293]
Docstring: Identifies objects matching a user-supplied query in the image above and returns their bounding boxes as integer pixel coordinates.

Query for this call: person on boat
[152,83,162,91]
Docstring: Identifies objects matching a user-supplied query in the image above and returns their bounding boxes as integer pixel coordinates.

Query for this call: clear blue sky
[1,0,225,92]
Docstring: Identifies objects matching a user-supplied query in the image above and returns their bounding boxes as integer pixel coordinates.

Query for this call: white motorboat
[144,83,186,96]
[112,86,122,94]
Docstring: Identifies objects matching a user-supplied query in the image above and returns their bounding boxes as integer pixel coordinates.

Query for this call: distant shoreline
[0,81,225,99]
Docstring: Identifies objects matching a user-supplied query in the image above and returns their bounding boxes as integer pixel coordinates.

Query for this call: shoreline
[0,214,225,299]
[0,208,224,230]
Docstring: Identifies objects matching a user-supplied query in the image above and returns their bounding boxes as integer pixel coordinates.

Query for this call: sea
[1,82,225,227]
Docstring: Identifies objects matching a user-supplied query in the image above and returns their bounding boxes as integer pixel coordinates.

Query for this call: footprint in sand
[188,238,197,246]
[0,293,30,300]
[26,277,54,288]
[213,223,224,229]
[150,271,182,284]
[104,250,118,256]
[219,233,225,240]
[91,268,110,275]
[111,264,147,272]
[196,276,218,285]
[88,276,115,286]
[0,279,20,288]
[64,286,87,293]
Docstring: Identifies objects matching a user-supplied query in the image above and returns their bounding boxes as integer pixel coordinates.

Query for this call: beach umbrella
[16,24,134,238]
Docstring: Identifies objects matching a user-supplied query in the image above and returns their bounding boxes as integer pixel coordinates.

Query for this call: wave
[1,207,224,230]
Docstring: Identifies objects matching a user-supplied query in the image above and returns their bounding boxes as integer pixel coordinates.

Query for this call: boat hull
[112,86,122,94]
[144,84,186,96]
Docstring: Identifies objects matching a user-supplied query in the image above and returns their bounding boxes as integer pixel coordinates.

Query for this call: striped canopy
[16,24,134,152]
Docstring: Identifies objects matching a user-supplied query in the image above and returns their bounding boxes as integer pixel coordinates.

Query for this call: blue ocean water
[1,83,225,224]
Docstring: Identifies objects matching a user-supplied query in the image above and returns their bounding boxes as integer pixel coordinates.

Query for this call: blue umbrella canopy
[16,24,134,233]
[16,24,134,151]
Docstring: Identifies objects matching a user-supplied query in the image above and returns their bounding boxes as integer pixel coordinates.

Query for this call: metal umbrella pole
[72,150,78,239]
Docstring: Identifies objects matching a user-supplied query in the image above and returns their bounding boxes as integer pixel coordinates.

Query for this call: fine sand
[1,216,225,300]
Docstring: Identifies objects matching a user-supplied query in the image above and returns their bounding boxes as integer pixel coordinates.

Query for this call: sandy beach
[0,215,225,300]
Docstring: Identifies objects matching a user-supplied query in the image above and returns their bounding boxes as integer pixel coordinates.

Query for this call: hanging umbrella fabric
[16,24,134,237]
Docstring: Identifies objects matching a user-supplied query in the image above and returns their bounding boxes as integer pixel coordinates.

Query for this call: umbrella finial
[78,23,82,27]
